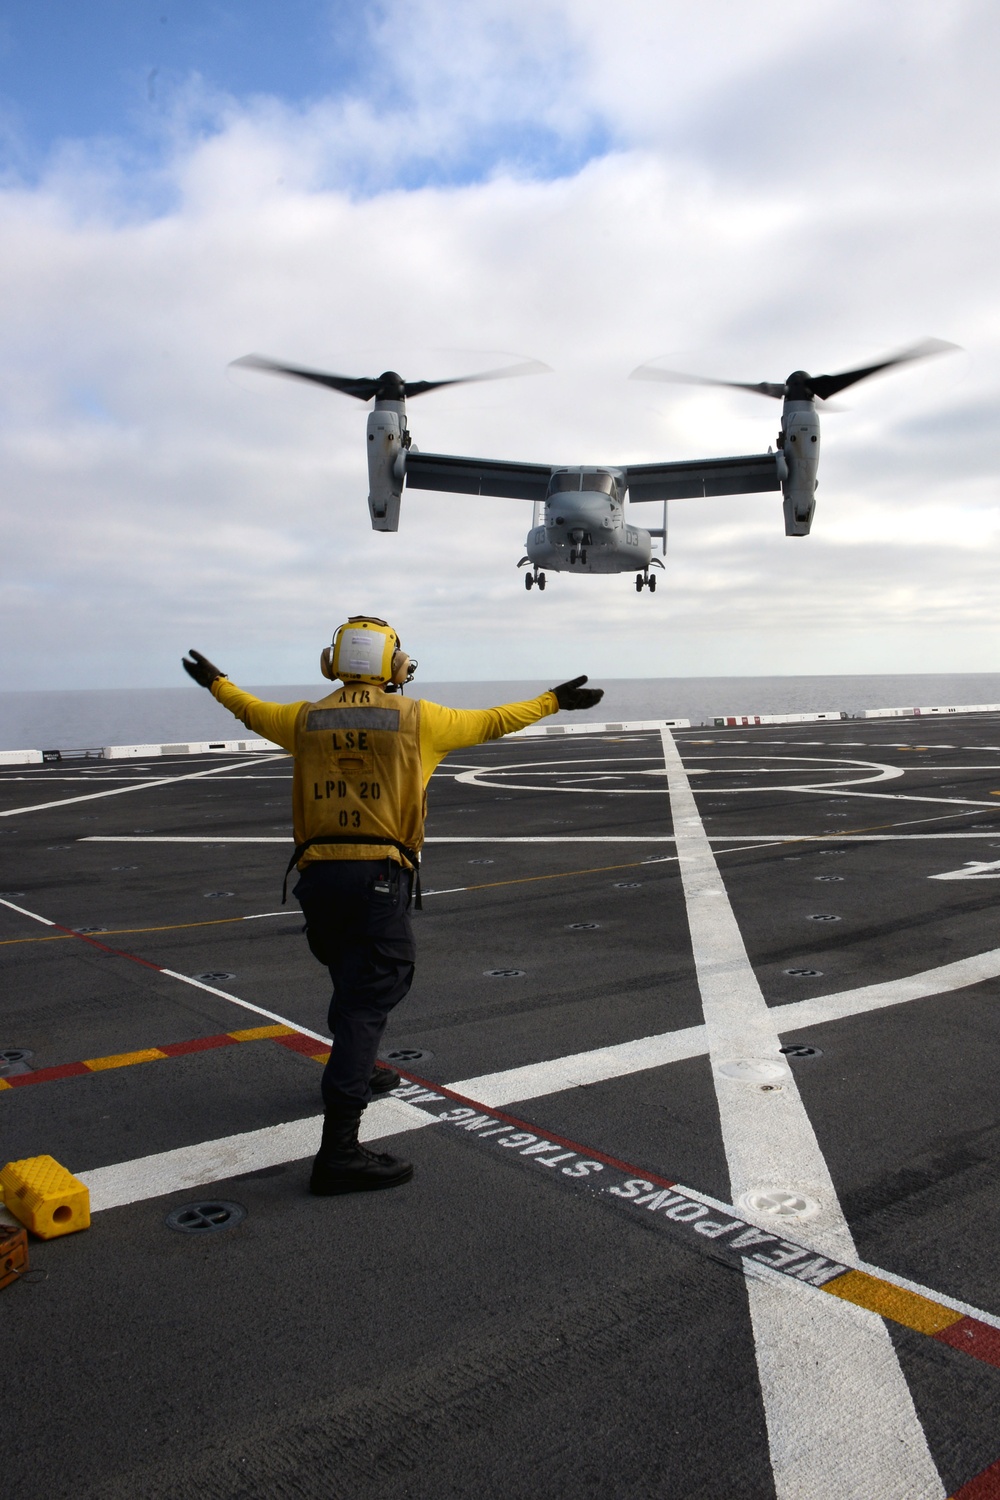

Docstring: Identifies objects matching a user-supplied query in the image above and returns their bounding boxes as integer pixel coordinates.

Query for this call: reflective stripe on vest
[291,686,424,869]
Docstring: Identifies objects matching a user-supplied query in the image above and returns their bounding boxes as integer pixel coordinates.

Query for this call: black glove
[551,675,603,711]
[182,649,226,689]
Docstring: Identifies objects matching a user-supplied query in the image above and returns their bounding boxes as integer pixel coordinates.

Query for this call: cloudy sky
[1,0,998,690]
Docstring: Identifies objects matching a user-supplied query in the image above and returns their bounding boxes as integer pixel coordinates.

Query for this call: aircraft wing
[404,451,551,502]
[625,453,782,503]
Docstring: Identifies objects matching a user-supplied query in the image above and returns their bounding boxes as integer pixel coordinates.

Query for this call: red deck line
[951,1454,1000,1498]
[158,1035,241,1058]
[935,1316,1000,1371]
[274,1033,329,1057]
[3,1060,90,1087]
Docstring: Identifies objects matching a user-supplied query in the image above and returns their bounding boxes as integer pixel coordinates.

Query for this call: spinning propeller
[231,353,549,402]
[630,337,958,402]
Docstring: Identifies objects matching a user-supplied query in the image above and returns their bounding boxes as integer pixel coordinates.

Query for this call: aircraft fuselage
[524,468,653,574]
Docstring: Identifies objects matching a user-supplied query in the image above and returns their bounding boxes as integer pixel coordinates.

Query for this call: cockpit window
[546,470,617,497]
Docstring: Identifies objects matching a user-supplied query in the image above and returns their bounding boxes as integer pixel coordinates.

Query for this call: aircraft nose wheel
[537,572,546,590]
[525,573,534,590]
[636,572,656,593]
[525,570,546,591]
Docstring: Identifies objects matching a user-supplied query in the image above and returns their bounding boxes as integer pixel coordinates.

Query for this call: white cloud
[1,0,999,690]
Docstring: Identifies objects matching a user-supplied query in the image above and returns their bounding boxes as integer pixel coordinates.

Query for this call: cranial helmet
[320,616,416,688]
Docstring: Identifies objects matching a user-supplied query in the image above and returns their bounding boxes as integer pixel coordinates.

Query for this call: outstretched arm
[181,648,302,752]
[418,677,604,783]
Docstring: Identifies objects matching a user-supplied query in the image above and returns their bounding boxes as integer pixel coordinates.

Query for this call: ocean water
[5,674,1000,752]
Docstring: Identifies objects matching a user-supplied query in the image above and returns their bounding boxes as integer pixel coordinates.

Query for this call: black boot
[369,1065,401,1096]
[310,1107,414,1196]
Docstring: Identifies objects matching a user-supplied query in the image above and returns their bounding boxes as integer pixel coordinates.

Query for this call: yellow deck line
[0,914,271,946]
[227,1024,295,1041]
[5,1036,993,1366]
[84,1048,168,1071]
[822,1269,964,1334]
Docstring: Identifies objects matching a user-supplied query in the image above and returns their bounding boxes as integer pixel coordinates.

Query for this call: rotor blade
[230,354,380,400]
[232,354,550,402]
[629,364,787,400]
[402,358,551,399]
[807,338,959,400]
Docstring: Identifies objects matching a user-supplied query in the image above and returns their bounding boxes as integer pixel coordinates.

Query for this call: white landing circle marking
[716,1059,788,1083]
[740,1190,822,1222]
[676,754,904,791]
[455,753,903,796]
[455,755,663,795]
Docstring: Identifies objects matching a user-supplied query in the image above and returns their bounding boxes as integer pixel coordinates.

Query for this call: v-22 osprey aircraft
[234,339,954,593]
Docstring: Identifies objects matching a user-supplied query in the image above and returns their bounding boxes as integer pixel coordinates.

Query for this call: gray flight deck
[3,718,1000,1498]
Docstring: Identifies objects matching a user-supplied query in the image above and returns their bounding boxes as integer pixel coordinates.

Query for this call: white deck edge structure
[713,711,846,726]
[658,727,945,1500]
[513,717,690,736]
[102,738,282,758]
[863,702,1000,718]
[6,700,1000,766]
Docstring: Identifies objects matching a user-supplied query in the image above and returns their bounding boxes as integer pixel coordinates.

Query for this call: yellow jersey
[212,677,558,870]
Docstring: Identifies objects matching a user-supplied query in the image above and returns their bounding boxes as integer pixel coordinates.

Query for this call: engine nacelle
[366,401,406,531]
[780,399,820,536]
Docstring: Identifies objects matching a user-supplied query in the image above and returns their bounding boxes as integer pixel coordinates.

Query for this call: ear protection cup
[390,650,411,686]
[320,646,336,681]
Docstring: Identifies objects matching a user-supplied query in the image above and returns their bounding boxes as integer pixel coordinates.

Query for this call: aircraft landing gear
[525,572,534,590]
[635,572,657,593]
[525,570,546,591]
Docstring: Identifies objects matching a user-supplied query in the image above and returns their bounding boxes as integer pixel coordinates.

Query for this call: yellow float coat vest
[290,684,424,871]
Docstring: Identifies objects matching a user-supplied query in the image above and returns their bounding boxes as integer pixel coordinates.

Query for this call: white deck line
[78,1098,437,1213]
[6,883,998,1348]
[48,1064,1000,1342]
[82,830,1000,844]
[659,727,944,1500]
[0,755,285,816]
[433,944,1000,1101]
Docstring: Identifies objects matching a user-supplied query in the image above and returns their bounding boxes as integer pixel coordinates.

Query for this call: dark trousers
[294,859,415,1112]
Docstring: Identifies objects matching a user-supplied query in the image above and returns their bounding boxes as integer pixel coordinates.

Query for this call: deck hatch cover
[165,1201,246,1234]
[0,1047,33,1077]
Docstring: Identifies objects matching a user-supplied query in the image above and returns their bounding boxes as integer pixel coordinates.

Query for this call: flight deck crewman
[182,616,603,1197]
